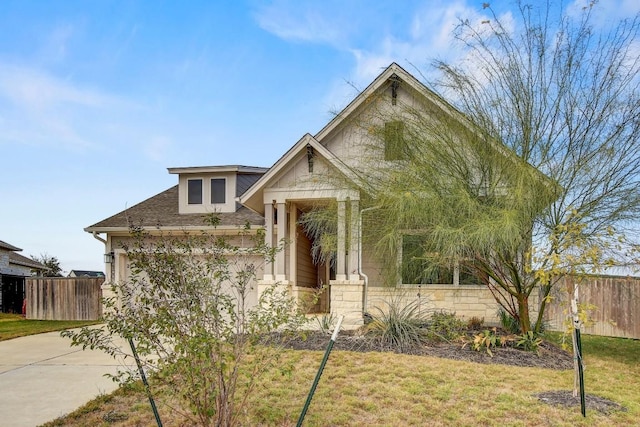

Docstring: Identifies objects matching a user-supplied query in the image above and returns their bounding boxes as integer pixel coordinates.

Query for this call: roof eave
[168,165,269,175]
[85,225,262,234]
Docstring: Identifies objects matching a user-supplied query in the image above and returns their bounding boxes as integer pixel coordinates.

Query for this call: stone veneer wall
[367,285,540,325]
[329,280,365,328]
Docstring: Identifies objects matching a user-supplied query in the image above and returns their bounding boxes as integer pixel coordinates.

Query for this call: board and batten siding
[295,222,316,288]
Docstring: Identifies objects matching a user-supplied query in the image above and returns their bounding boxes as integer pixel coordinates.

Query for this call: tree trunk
[533,283,552,334]
[516,294,531,334]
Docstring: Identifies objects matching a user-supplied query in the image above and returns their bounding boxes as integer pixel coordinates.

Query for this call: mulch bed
[535,391,627,414]
[280,330,574,370]
[277,330,626,414]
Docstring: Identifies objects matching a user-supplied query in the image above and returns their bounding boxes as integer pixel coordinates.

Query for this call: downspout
[91,231,112,282]
[359,206,380,316]
[91,231,107,245]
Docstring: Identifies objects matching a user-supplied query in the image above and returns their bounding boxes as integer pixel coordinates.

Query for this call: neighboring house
[68,270,105,278]
[0,240,45,313]
[86,63,532,328]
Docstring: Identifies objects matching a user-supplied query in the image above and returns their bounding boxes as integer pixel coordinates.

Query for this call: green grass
[41,333,640,427]
[0,313,100,341]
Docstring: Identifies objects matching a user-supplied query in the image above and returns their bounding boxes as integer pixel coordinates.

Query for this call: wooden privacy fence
[545,275,640,339]
[26,277,103,320]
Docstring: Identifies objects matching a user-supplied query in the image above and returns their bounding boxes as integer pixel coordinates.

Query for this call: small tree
[428,1,640,333]
[30,253,63,277]
[63,223,308,427]
[307,1,640,336]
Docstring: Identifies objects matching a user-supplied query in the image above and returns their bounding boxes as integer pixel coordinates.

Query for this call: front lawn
[42,333,639,426]
[0,313,100,341]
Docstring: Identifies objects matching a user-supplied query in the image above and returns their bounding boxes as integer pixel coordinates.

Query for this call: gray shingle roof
[86,185,264,231]
[69,270,105,277]
[9,252,46,270]
[0,240,22,251]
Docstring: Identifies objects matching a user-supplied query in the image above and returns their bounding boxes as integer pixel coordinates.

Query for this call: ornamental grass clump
[364,295,430,351]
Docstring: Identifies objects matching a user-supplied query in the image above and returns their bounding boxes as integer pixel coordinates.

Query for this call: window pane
[211,178,226,204]
[401,235,452,284]
[459,261,482,285]
[384,121,405,160]
[188,179,203,204]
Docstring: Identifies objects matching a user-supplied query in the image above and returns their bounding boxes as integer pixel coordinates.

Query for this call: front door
[295,213,330,313]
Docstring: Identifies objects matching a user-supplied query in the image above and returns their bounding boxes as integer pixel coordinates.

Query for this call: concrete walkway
[0,328,133,427]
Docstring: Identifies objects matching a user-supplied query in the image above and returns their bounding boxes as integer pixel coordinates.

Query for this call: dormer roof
[167,165,268,175]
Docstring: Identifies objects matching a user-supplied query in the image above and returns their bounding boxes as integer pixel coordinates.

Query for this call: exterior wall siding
[0,251,8,272]
[0,250,33,276]
[295,223,316,288]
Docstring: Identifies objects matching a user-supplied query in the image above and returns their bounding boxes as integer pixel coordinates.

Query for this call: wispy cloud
[0,65,119,109]
[253,1,485,89]
[567,0,640,22]
[38,23,77,64]
[253,0,354,46]
[0,64,135,150]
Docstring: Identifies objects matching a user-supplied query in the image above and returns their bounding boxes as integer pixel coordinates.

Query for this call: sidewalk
[0,328,132,427]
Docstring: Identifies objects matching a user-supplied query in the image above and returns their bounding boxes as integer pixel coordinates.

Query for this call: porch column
[336,199,347,280]
[348,199,360,281]
[275,202,287,281]
[263,202,274,280]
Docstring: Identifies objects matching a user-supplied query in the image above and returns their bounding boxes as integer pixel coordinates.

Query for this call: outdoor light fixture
[307,144,315,173]
[390,73,401,105]
[104,251,115,264]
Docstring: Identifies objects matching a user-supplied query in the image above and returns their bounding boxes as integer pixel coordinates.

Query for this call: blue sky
[1,0,638,273]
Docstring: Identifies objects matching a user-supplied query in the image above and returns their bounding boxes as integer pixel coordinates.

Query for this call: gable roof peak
[313,62,426,142]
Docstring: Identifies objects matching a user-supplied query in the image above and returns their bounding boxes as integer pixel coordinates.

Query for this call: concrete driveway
[0,328,133,427]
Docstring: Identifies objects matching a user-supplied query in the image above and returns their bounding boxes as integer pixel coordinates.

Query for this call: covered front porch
[257,189,365,328]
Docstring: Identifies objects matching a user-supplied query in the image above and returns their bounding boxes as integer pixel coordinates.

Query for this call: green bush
[498,309,521,334]
[426,311,466,342]
[62,224,309,427]
[515,331,543,353]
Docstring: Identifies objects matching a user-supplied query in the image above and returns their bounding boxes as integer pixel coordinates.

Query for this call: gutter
[358,206,380,315]
[91,231,107,245]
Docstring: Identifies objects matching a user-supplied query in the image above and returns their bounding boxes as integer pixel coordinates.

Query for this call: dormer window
[188,179,203,204]
[169,165,268,214]
[211,178,226,204]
